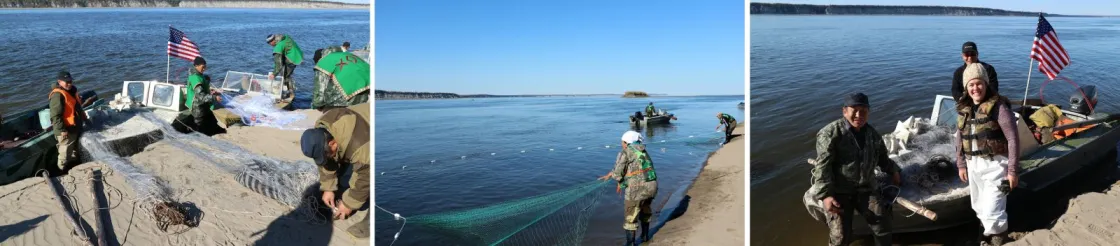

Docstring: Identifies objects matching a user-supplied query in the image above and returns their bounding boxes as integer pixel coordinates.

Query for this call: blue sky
[757,0,1120,16]
[376,1,745,96]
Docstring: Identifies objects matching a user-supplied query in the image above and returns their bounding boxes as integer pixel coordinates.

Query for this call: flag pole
[1022,59,1034,106]
[166,25,171,83]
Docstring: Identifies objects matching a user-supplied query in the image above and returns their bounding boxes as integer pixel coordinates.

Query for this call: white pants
[967,155,1009,236]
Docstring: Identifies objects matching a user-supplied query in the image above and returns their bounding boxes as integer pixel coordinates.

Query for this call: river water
[373,96,743,245]
[750,15,1120,245]
[0,8,370,113]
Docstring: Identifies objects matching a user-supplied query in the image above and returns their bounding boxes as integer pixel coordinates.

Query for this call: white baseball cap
[621,131,643,144]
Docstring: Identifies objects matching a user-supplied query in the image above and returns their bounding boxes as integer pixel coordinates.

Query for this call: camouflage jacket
[612,143,658,201]
[312,46,370,110]
[811,118,900,200]
[316,103,371,210]
[189,68,218,124]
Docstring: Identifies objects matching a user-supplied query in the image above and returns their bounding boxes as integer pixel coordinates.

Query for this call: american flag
[1030,14,1070,80]
[168,26,201,61]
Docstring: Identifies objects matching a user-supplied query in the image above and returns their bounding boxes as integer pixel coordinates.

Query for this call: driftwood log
[805,159,938,221]
[41,172,94,245]
[88,168,109,246]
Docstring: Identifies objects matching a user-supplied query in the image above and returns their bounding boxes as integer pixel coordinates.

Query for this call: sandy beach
[1009,180,1120,245]
[651,123,744,246]
[0,110,368,246]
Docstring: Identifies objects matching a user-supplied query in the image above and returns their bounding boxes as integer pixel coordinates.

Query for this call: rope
[375,204,406,246]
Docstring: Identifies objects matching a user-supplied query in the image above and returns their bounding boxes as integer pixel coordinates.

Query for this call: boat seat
[1014,113,1040,156]
[37,109,51,130]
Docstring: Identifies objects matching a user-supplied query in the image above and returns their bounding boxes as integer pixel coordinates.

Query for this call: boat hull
[0,90,103,185]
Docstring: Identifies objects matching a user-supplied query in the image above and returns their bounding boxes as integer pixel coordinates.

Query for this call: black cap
[193,56,206,66]
[301,128,330,165]
[844,93,870,107]
[57,71,73,83]
[962,41,978,55]
[342,41,350,47]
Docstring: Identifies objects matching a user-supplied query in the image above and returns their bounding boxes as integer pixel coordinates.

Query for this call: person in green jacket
[600,130,657,245]
[811,93,901,246]
[267,33,303,102]
[182,57,225,136]
[645,102,656,116]
[311,47,370,112]
[300,102,370,238]
[716,112,737,144]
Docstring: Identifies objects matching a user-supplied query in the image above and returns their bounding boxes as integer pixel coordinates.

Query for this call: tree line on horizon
[750,2,1062,16]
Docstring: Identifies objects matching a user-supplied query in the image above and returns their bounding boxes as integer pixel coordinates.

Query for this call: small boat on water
[630,109,676,127]
[0,90,104,185]
[802,83,1120,235]
[738,102,745,109]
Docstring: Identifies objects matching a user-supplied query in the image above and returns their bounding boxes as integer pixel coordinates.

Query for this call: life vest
[957,95,1010,157]
[48,88,79,127]
[619,145,657,190]
[1052,117,1094,141]
[720,113,736,124]
[273,35,304,66]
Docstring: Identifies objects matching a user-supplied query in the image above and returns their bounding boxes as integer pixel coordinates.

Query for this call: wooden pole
[41,172,94,246]
[806,159,939,221]
[89,168,109,246]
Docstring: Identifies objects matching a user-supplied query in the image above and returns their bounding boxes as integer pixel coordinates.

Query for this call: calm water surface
[0,9,370,113]
[374,96,743,245]
[751,15,1120,245]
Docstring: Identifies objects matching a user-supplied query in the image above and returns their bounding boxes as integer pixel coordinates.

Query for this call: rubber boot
[624,230,635,246]
[640,221,651,244]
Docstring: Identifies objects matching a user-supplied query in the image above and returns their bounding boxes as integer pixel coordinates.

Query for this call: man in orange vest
[49,71,89,172]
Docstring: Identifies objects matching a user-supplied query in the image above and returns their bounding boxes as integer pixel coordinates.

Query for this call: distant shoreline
[0,0,368,9]
[750,2,1108,17]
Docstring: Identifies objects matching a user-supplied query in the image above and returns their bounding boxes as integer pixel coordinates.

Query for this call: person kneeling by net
[600,130,658,245]
[300,102,370,238]
[177,57,226,136]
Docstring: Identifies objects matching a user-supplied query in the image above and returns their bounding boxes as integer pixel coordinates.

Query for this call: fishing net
[878,118,968,204]
[81,112,195,232]
[386,180,611,246]
[132,111,320,209]
[219,93,309,130]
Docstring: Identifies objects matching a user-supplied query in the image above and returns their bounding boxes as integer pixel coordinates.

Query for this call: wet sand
[651,123,744,245]
[0,111,368,245]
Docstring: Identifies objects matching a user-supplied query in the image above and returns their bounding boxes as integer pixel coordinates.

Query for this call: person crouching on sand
[300,102,370,238]
[955,63,1019,245]
[599,130,658,245]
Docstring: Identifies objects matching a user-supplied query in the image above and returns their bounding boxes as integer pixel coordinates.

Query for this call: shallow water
[374,96,742,245]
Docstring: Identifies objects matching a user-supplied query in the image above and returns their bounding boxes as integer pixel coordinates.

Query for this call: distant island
[0,0,368,9]
[374,90,669,100]
[621,91,649,98]
[750,2,1082,16]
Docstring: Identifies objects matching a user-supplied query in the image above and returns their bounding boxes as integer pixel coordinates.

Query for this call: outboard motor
[631,111,644,123]
[1069,85,1097,115]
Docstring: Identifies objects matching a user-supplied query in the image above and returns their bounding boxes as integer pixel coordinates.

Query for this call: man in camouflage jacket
[811,93,901,246]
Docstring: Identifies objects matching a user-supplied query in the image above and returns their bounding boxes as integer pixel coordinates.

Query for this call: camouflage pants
[281,64,296,101]
[724,120,737,143]
[825,193,892,246]
[623,197,654,231]
[55,131,80,171]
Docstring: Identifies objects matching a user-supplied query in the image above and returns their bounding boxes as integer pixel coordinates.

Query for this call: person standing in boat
[599,130,657,245]
[716,112,738,144]
[49,71,90,172]
[182,57,226,136]
[810,93,901,246]
[300,102,370,238]
[267,33,303,102]
[952,41,999,101]
[645,102,656,116]
[955,63,1019,245]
